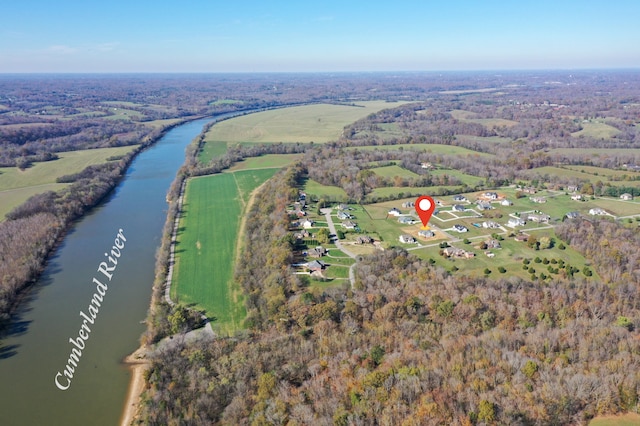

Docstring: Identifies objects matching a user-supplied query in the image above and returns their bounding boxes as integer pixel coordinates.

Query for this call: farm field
[590,413,640,426]
[0,145,138,219]
[366,185,462,201]
[171,168,277,334]
[201,101,401,148]
[564,164,640,180]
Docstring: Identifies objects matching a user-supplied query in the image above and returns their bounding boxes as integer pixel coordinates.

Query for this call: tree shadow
[0,344,19,360]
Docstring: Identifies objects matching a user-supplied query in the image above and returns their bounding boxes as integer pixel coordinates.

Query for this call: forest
[136,165,640,425]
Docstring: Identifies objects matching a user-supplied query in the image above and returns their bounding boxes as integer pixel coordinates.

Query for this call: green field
[227,154,302,172]
[0,145,138,219]
[366,185,463,201]
[371,164,419,179]
[548,148,640,157]
[171,168,277,334]
[430,169,485,187]
[303,179,349,200]
[572,120,621,139]
[525,166,640,187]
[199,102,403,162]
[564,165,640,180]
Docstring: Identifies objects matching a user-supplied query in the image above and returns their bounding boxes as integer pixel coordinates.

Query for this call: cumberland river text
[54,228,127,391]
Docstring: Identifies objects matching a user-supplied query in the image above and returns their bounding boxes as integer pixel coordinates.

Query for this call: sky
[1,0,639,73]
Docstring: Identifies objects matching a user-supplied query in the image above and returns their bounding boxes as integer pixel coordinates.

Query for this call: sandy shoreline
[120,346,150,426]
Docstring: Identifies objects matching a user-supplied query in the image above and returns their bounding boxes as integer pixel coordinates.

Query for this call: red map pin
[415,195,436,229]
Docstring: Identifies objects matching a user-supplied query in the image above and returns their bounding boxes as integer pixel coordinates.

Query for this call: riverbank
[120,346,150,426]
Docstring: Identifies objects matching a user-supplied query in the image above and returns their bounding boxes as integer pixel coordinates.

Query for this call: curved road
[321,208,357,287]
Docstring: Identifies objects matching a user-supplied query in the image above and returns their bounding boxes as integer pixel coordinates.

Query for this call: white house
[418,229,435,238]
[399,234,416,244]
[589,208,607,216]
[571,194,583,201]
[507,218,526,227]
[620,193,634,201]
[388,208,402,217]
[453,224,468,233]
[398,216,417,225]
[341,220,357,229]
[501,199,513,206]
[302,219,315,229]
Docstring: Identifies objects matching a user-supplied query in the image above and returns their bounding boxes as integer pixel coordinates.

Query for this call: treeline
[136,165,640,424]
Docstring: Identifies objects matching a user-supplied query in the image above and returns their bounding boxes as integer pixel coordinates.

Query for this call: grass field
[227,154,302,172]
[0,145,138,219]
[572,120,621,139]
[303,179,349,200]
[590,413,640,426]
[366,185,463,201]
[171,168,277,334]
[198,101,404,163]
[371,164,419,179]
[526,166,640,187]
[564,165,640,180]
[547,148,640,157]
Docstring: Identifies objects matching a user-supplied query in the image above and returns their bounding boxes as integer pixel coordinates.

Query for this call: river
[0,117,214,426]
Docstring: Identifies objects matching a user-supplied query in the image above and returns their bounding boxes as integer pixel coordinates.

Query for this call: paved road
[321,208,357,287]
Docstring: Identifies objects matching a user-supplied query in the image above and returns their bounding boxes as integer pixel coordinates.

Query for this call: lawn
[171,168,277,334]
[0,145,138,219]
[202,101,401,145]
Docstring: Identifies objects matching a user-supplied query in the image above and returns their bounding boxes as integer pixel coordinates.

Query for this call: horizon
[2,1,639,73]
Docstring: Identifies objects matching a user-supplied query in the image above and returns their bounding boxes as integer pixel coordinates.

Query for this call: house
[571,194,583,201]
[302,219,315,229]
[399,234,416,244]
[398,216,417,225]
[306,260,326,272]
[483,192,499,200]
[522,187,537,194]
[565,211,580,219]
[453,224,468,233]
[421,162,433,169]
[485,251,496,258]
[337,210,352,220]
[402,201,415,208]
[477,202,493,211]
[526,213,550,223]
[567,185,579,193]
[507,217,526,227]
[294,230,310,240]
[418,229,435,238]
[453,204,466,212]
[453,195,467,202]
[589,208,607,216]
[341,220,357,229]
[308,246,327,258]
[482,221,500,229]
[337,203,350,211]
[620,193,634,201]
[515,233,529,242]
[356,235,374,244]
[443,247,475,259]
[388,207,402,217]
[501,199,513,206]
[530,196,547,203]
[485,239,501,249]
